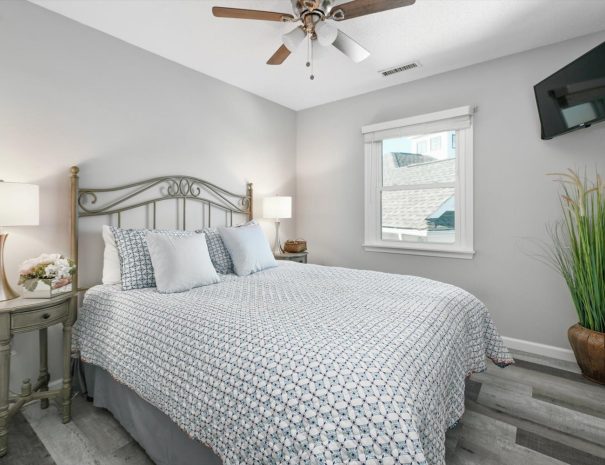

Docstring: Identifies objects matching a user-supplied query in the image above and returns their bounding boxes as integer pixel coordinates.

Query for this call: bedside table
[0,293,76,457]
[274,251,308,264]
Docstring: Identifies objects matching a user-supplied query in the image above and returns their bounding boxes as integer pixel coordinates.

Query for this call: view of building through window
[381,130,456,243]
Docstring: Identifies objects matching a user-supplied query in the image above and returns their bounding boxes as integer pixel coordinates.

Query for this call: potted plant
[549,169,605,384]
[18,253,76,299]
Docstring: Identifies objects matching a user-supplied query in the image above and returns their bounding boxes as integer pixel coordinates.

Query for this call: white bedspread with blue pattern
[74,262,512,465]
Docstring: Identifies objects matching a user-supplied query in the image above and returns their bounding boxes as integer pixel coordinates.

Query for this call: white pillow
[146,232,220,293]
[102,225,121,285]
[218,223,277,276]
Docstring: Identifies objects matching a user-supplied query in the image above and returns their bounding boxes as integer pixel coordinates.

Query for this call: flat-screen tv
[534,41,605,140]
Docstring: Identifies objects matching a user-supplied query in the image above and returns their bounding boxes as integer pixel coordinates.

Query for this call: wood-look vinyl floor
[3,350,604,465]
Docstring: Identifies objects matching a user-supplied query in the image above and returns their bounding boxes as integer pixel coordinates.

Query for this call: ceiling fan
[212,0,416,73]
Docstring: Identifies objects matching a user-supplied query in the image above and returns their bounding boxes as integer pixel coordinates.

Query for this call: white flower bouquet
[18,253,76,298]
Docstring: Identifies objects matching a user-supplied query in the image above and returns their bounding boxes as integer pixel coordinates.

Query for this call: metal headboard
[69,166,253,291]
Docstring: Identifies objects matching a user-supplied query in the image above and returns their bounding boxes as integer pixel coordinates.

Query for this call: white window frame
[362,106,475,259]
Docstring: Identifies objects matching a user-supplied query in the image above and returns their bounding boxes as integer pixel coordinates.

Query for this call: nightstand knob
[42,313,50,319]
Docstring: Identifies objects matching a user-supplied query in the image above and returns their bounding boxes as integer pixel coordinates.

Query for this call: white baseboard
[501,336,576,362]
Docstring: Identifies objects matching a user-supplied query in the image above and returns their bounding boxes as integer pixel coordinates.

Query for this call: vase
[20,278,72,299]
[568,324,605,384]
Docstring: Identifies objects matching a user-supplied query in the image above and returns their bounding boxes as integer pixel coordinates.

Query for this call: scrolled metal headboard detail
[69,165,253,292]
[77,174,252,224]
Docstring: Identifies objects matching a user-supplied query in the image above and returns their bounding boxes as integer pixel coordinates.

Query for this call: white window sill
[363,243,475,259]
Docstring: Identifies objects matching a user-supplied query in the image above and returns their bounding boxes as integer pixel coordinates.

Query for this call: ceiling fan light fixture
[315,20,338,46]
[213,0,416,68]
[282,27,307,52]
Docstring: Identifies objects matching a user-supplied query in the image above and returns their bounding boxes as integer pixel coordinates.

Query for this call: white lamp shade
[0,182,39,226]
[315,21,338,46]
[263,196,292,219]
[282,27,306,52]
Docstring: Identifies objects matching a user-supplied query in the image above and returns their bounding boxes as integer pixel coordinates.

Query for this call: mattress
[74,261,512,465]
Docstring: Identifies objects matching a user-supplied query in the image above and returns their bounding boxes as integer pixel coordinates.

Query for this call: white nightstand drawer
[11,302,68,331]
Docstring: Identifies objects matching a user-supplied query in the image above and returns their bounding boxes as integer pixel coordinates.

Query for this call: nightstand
[0,293,76,457]
[274,251,308,264]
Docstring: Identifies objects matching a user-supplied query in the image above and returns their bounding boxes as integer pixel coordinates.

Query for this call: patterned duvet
[74,262,512,465]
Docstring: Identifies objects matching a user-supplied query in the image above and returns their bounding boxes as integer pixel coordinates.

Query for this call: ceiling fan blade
[332,30,370,63]
[212,7,294,22]
[330,0,415,21]
[267,44,291,65]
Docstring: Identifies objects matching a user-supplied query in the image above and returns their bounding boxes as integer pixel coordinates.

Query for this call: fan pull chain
[306,33,310,67]
[305,33,315,80]
[310,37,314,80]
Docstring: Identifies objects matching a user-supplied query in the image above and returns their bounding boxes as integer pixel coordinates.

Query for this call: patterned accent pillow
[195,227,234,275]
[111,227,194,290]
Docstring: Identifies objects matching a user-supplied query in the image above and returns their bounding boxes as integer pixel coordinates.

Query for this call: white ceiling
[31,0,605,110]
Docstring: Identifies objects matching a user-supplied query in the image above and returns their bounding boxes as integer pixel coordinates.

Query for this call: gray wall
[3,1,604,391]
[296,31,605,352]
[0,0,297,389]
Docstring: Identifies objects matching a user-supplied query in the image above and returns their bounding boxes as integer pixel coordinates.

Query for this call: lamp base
[273,220,282,255]
[0,233,18,302]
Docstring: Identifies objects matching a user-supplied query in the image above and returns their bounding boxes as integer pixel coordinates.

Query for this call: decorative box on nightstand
[274,252,308,264]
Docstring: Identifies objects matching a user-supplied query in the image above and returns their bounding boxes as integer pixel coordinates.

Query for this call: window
[362,106,474,259]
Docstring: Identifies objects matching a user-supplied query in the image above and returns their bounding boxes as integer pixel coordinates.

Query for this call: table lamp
[263,196,292,254]
[0,181,39,301]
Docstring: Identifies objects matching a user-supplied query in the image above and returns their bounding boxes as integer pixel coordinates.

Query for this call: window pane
[382,130,456,187]
[381,189,455,243]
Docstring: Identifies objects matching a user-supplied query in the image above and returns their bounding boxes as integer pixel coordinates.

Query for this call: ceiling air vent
[380,62,420,77]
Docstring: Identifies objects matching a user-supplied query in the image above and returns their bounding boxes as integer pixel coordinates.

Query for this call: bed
[68,166,512,465]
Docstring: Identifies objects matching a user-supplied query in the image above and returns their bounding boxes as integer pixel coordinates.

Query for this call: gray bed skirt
[75,360,222,465]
